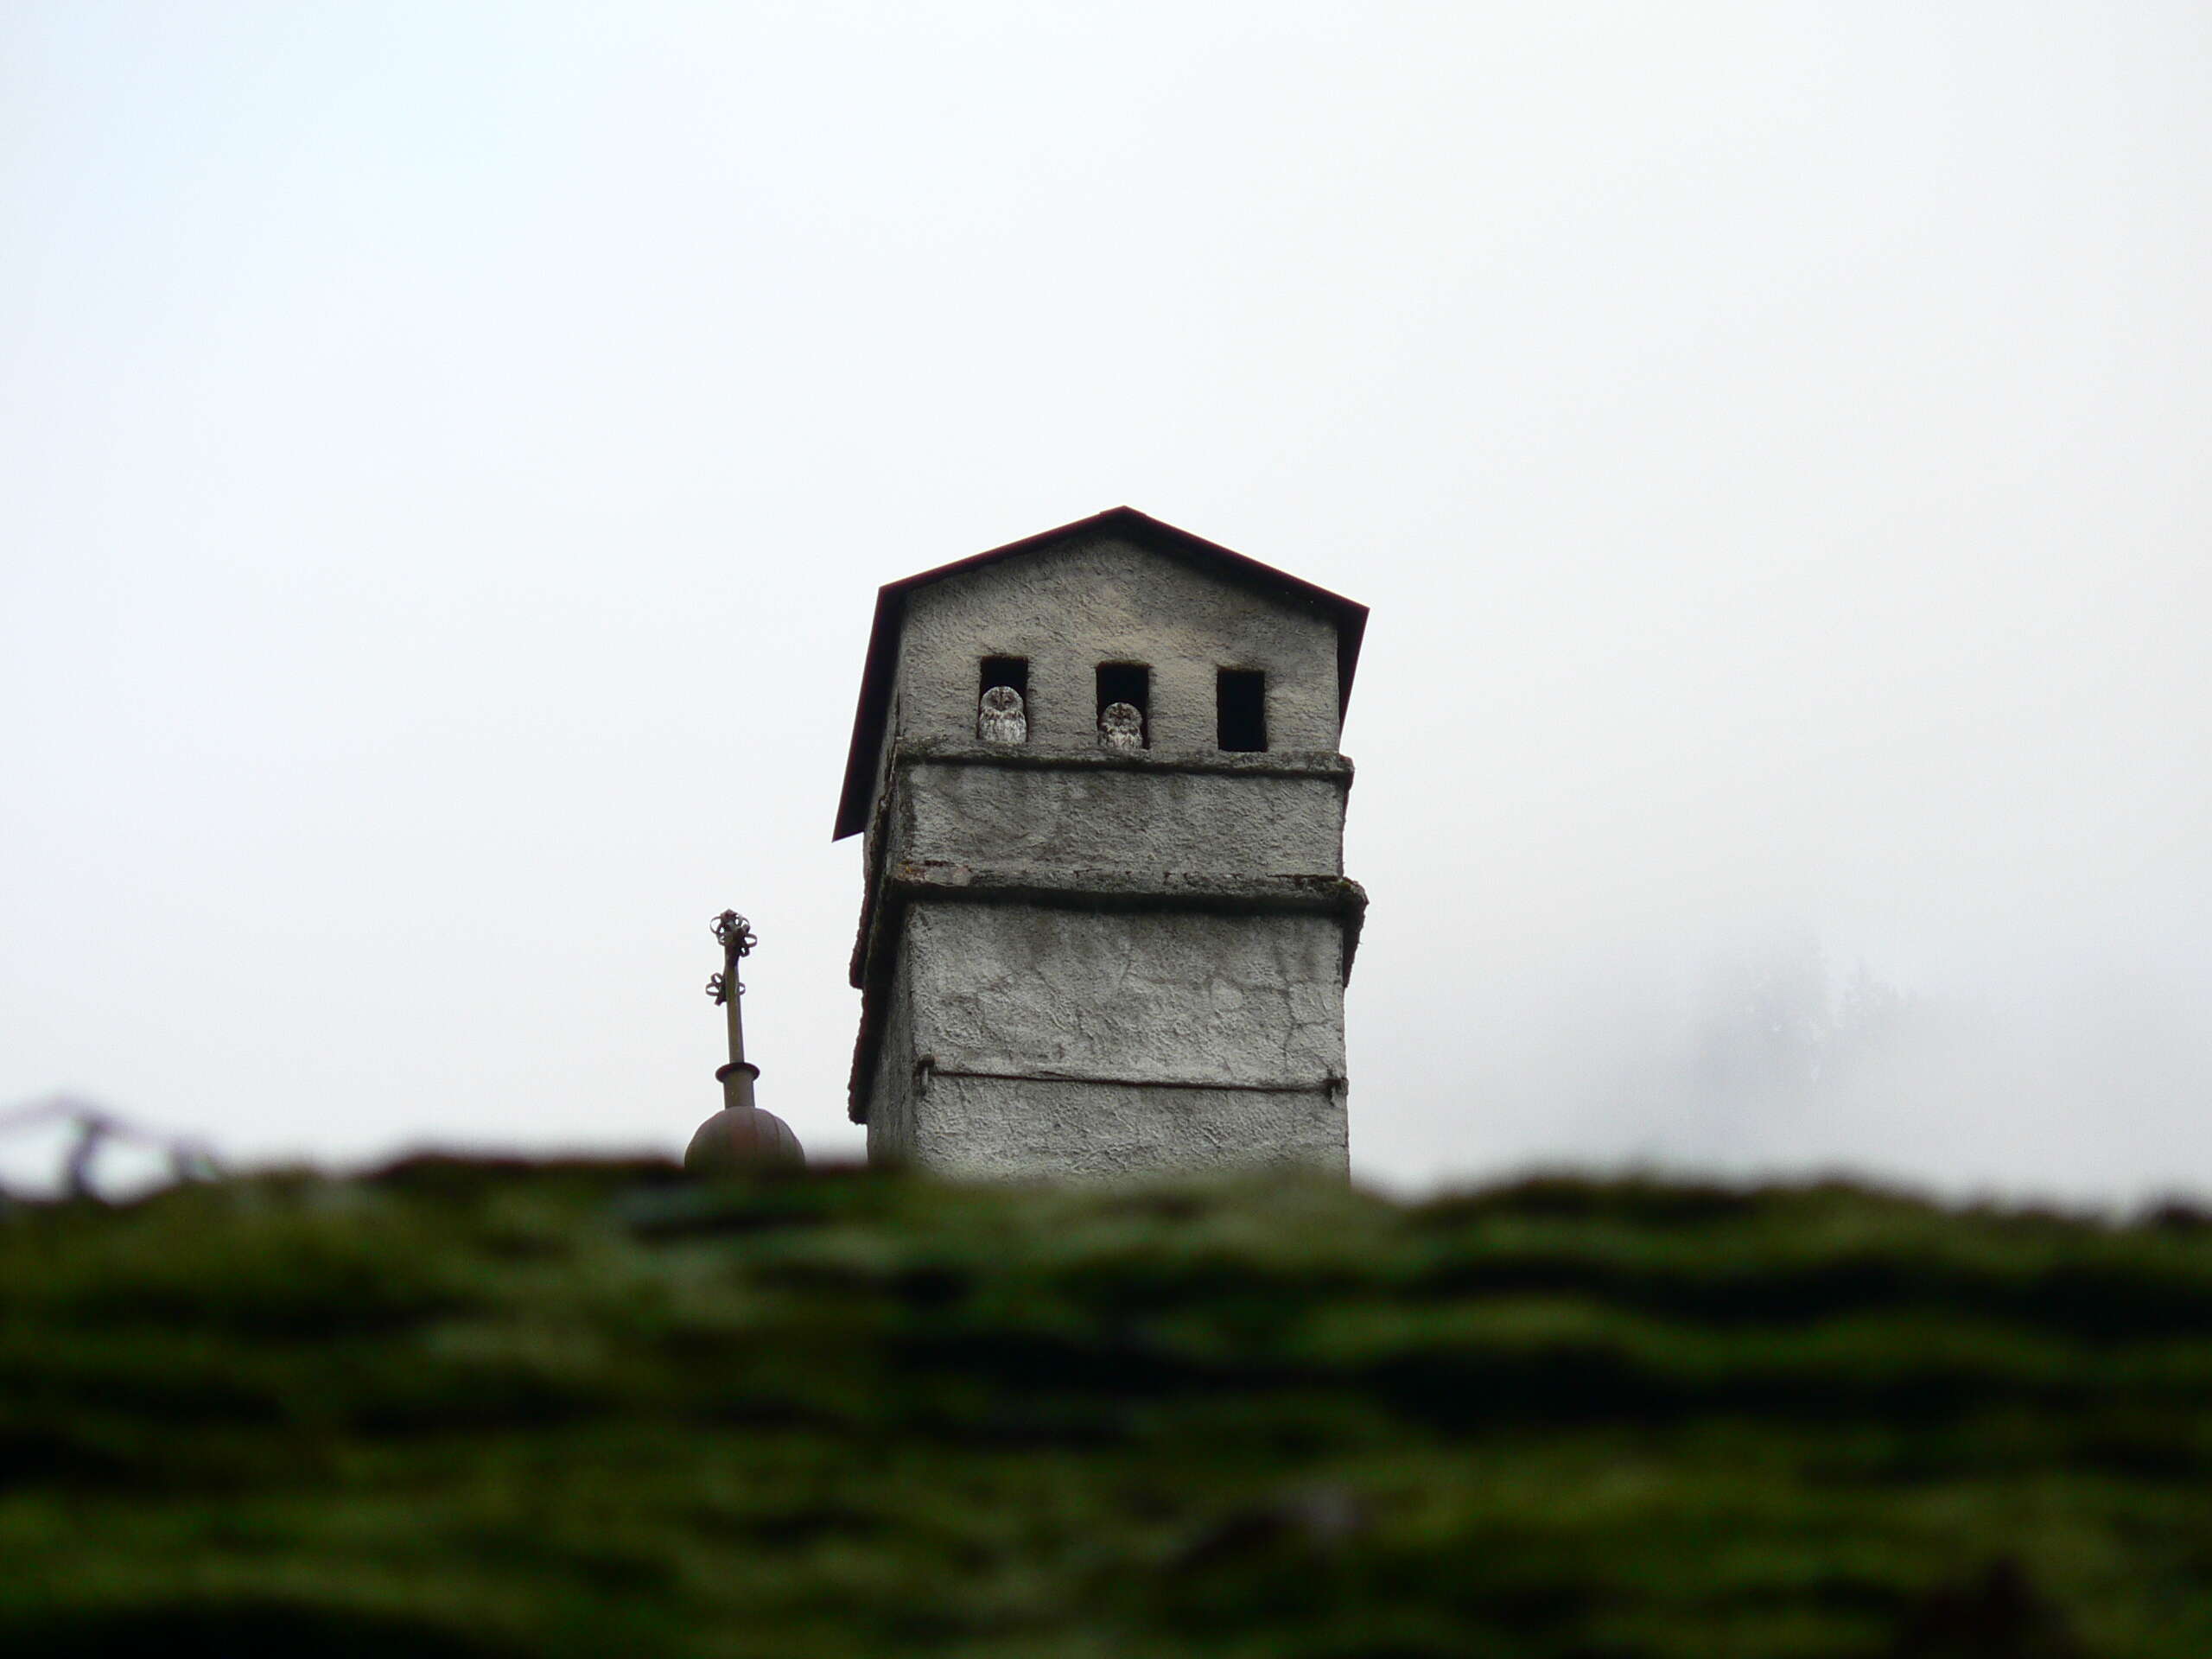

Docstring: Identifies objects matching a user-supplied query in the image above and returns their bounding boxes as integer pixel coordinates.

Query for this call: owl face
[977,683,1027,743]
[1097,701,1144,748]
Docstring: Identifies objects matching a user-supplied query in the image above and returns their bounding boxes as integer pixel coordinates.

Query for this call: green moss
[2,1162,2206,1655]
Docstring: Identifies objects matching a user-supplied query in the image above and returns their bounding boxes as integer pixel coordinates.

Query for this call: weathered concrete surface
[861,900,1350,1179]
[861,947,918,1161]
[912,903,1345,1084]
[886,1076,1345,1179]
[893,531,1341,757]
[880,744,1349,882]
[853,864,1366,1002]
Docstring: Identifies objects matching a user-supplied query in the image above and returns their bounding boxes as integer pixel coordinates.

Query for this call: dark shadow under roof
[834,506,1369,839]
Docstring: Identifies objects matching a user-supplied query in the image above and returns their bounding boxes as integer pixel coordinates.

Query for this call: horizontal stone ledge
[892,737,1354,783]
[917,1061,1346,1097]
[882,861,1368,915]
[851,866,1367,995]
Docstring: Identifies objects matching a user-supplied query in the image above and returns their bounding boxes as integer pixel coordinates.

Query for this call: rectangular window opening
[980,656,1028,702]
[1217,668,1268,752]
[977,657,1029,742]
[1095,663,1150,748]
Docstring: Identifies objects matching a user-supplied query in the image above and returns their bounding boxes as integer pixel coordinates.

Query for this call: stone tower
[835,508,1368,1179]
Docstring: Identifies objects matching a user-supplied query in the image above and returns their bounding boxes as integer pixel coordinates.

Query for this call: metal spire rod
[706,910,760,1112]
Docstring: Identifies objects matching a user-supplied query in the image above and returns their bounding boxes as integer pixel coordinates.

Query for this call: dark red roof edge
[832,507,1368,840]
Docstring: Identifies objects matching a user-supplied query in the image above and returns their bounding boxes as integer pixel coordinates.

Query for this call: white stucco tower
[835,508,1368,1179]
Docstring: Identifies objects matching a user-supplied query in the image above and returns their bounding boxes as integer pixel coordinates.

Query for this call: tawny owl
[977,684,1027,743]
[1098,701,1144,749]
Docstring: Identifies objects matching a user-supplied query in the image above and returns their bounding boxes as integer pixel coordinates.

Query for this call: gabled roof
[833,506,1369,840]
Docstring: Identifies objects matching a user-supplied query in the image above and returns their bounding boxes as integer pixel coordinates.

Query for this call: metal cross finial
[705,909,761,1111]
[706,910,757,1004]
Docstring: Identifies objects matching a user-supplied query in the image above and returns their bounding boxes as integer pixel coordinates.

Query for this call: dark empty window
[1217,668,1267,752]
[1095,663,1149,747]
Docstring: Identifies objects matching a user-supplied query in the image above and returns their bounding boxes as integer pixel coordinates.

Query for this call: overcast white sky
[4,3,2208,1199]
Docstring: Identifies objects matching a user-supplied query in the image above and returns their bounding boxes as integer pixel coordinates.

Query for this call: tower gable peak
[832,508,1367,840]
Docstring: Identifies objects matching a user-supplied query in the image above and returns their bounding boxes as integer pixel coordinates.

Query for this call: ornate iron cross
[706,909,756,1004]
[706,910,758,1088]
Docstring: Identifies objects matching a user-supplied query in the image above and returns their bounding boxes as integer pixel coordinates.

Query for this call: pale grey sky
[4,3,2208,1198]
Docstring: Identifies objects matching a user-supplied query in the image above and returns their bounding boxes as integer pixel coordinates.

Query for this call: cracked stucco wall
[887,752,1346,879]
[912,903,1344,1084]
[890,1074,1345,1179]
[864,902,1348,1178]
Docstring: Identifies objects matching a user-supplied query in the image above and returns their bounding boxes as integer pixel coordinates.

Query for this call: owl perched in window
[1098,701,1144,749]
[977,684,1027,743]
